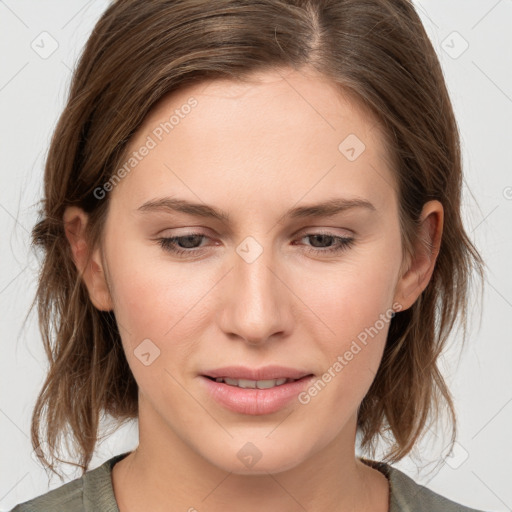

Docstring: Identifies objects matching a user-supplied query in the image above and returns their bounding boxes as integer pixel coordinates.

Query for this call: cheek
[295,250,400,341]
[293,240,400,393]
[105,235,210,357]
[297,275,392,421]
[106,252,208,400]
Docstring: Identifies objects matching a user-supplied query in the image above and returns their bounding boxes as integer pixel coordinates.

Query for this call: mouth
[203,375,312,389]
[199,372,316,415]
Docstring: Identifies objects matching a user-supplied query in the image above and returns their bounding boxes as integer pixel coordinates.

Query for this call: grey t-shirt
[9,452,486,511]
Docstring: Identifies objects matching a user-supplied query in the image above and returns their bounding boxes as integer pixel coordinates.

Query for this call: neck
[111,396,389,512]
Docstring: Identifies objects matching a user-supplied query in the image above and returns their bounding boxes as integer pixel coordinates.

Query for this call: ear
[63,206,114,311]
[393,200,444,311]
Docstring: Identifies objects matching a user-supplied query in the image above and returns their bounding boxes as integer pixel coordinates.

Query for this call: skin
[64,66,443,512]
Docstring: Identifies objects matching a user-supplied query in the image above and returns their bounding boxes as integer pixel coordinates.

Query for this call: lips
[199,372,316,415]
[201,365,313,381]
[207,377,295,389]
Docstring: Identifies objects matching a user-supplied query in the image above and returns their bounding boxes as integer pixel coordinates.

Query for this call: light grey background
[1,1,511,510]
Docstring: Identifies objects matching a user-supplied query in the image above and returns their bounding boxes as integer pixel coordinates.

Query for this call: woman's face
[83,67,429,474]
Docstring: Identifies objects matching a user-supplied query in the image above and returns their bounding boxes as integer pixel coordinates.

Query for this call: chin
[201,440,309,476]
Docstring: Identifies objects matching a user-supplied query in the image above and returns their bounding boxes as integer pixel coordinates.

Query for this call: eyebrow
[136,196,376,222]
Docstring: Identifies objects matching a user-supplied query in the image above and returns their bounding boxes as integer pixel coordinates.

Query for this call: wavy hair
[27,0,485,478]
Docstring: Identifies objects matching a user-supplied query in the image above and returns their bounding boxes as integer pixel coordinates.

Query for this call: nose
[217,240,294,346]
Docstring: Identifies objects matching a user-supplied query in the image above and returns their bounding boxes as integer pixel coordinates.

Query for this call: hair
[27,0,485,479]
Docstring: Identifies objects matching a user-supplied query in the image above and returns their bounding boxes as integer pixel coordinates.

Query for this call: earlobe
[63,206,114,311]
[393,200,443,310]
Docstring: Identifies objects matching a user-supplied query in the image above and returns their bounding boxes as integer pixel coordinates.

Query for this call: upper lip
[202,366,313,381]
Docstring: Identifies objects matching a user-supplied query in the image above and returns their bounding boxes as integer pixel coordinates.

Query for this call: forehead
[146,67,383,136]
[112,67,397,215]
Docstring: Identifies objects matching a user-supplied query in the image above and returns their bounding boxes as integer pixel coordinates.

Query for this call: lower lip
[199,375,315,415]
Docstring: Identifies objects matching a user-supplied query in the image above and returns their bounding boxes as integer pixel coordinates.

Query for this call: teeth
[214,377,291,389]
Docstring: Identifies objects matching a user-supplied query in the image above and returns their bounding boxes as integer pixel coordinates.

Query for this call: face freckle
[102,66,406,475]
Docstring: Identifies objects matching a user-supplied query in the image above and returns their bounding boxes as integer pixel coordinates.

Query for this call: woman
[11,0,486,510]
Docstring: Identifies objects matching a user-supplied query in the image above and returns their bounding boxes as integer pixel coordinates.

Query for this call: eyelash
[156,232,355,257]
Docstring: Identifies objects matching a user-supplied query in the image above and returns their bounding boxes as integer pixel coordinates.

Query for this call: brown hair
[28,0,485,479]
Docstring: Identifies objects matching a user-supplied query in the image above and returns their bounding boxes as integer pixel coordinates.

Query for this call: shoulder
[8,452,130,512]
[360,457,488,512]
[9,475,84,512]
[386,464,488,512]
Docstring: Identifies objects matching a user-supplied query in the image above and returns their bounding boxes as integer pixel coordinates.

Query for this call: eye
[155,231,355,257]
[295,232,355,255]
[157,233,209,256]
